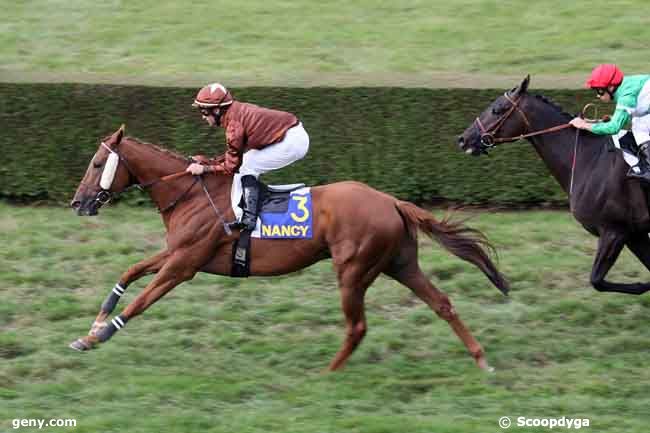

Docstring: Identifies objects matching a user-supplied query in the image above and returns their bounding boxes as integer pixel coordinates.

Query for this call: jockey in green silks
[570,64,650,182]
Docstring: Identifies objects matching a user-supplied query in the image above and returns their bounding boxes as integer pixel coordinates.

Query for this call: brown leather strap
[491,123,573,143]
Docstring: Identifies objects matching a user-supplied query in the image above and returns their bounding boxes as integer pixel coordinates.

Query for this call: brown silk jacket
[217,101,299,174]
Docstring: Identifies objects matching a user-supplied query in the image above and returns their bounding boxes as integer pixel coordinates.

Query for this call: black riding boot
[628,141,650,183]
[232,175,260,231]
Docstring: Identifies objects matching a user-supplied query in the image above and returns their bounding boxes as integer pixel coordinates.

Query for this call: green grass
[1,202,649,432]
[1,0,648,87]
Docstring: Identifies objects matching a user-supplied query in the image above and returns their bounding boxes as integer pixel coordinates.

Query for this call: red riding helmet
[585,64,624,89]
[192,83,234,108]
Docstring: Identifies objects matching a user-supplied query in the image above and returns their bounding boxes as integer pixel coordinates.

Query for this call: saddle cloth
[231,173,313,239]
[610,130,640,168]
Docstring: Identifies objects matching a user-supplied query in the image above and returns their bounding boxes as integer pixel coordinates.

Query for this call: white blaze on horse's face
[99,142,119,190]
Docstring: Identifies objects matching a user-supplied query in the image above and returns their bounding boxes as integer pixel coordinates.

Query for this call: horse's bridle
[79,141,139,208]
[474,92,532,150]
[81,140,233,234]
[473,92,572,152]
[83,140,194,211]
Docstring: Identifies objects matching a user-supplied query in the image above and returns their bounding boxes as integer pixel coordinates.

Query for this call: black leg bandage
[96,314,128,342]
[101,283,127,315]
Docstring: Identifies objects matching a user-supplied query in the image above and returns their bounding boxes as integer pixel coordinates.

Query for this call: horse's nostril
[70,200,81,209]
[457,136,465,148]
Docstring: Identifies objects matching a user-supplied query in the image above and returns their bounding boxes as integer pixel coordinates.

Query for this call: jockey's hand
[186,163,205,175]
[569,117,590,130]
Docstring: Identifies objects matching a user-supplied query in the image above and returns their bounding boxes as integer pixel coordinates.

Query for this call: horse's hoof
[69,338,93,352]
[477,357,495,373]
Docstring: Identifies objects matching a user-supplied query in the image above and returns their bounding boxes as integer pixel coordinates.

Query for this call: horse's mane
[530,94,610,145]
[531,94,574,121]
[125,136,188,163]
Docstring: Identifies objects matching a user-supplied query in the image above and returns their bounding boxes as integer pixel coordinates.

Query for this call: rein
[138,155,226,189]
[475,93,572,149]
[569,128,581,210]
[155,174,199,213]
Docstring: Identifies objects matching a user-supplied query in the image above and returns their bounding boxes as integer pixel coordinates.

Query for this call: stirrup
[627,166,650,182]
[227,220,245,230]
[228,215,257,231]
[628,165,643,176]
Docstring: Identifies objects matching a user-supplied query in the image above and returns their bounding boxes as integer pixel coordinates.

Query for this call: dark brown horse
[459,76,650,295]
[70,126,508,371]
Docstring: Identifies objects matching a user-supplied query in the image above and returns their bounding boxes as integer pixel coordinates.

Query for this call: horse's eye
[93,162,103,169]
[492,107,504,115]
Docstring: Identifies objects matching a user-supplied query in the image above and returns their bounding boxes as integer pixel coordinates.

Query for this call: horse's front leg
[70,251,196,351]
[95,249,171,322]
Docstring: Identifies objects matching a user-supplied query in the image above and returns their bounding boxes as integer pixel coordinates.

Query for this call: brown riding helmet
[192,83,234,108]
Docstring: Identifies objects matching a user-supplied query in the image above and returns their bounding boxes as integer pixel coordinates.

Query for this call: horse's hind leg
[386,259,491,371]
[626,234,650,272]
[327,248,389,371]
[621,233,650,294]
[590,230,650,295]
[328,282,369,371]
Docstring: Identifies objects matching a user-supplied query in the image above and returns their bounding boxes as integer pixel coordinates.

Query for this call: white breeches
[238,123,310,178]
[632,115,650,145]
[632,80,650,144]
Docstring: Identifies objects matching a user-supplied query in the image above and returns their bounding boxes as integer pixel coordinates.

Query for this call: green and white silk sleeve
[590,106,631,135]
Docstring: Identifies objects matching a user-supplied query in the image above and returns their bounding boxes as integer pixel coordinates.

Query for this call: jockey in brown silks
[187,83,310,230]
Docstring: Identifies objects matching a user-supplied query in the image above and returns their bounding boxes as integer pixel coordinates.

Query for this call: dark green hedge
[0,83,597,205]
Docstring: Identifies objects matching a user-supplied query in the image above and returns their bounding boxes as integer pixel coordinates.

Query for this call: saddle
[231,176,306,223]
[257,182,307,213]
[231,174,311,278]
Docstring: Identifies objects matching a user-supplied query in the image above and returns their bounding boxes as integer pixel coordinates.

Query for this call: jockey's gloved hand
[186,163,205,175]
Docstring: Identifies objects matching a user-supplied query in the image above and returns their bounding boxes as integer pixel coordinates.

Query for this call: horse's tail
[395,201,509,295]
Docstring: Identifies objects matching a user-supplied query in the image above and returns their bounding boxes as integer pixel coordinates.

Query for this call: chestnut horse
[70,126,509,371]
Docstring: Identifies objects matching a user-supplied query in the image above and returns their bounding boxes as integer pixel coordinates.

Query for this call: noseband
[94,189,113,206]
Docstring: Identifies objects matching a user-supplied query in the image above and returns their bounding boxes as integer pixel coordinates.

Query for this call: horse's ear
[517,75,531,94]
[115,124,125,143]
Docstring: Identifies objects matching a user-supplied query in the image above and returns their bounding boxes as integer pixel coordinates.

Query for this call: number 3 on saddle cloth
[230,173,313,277]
